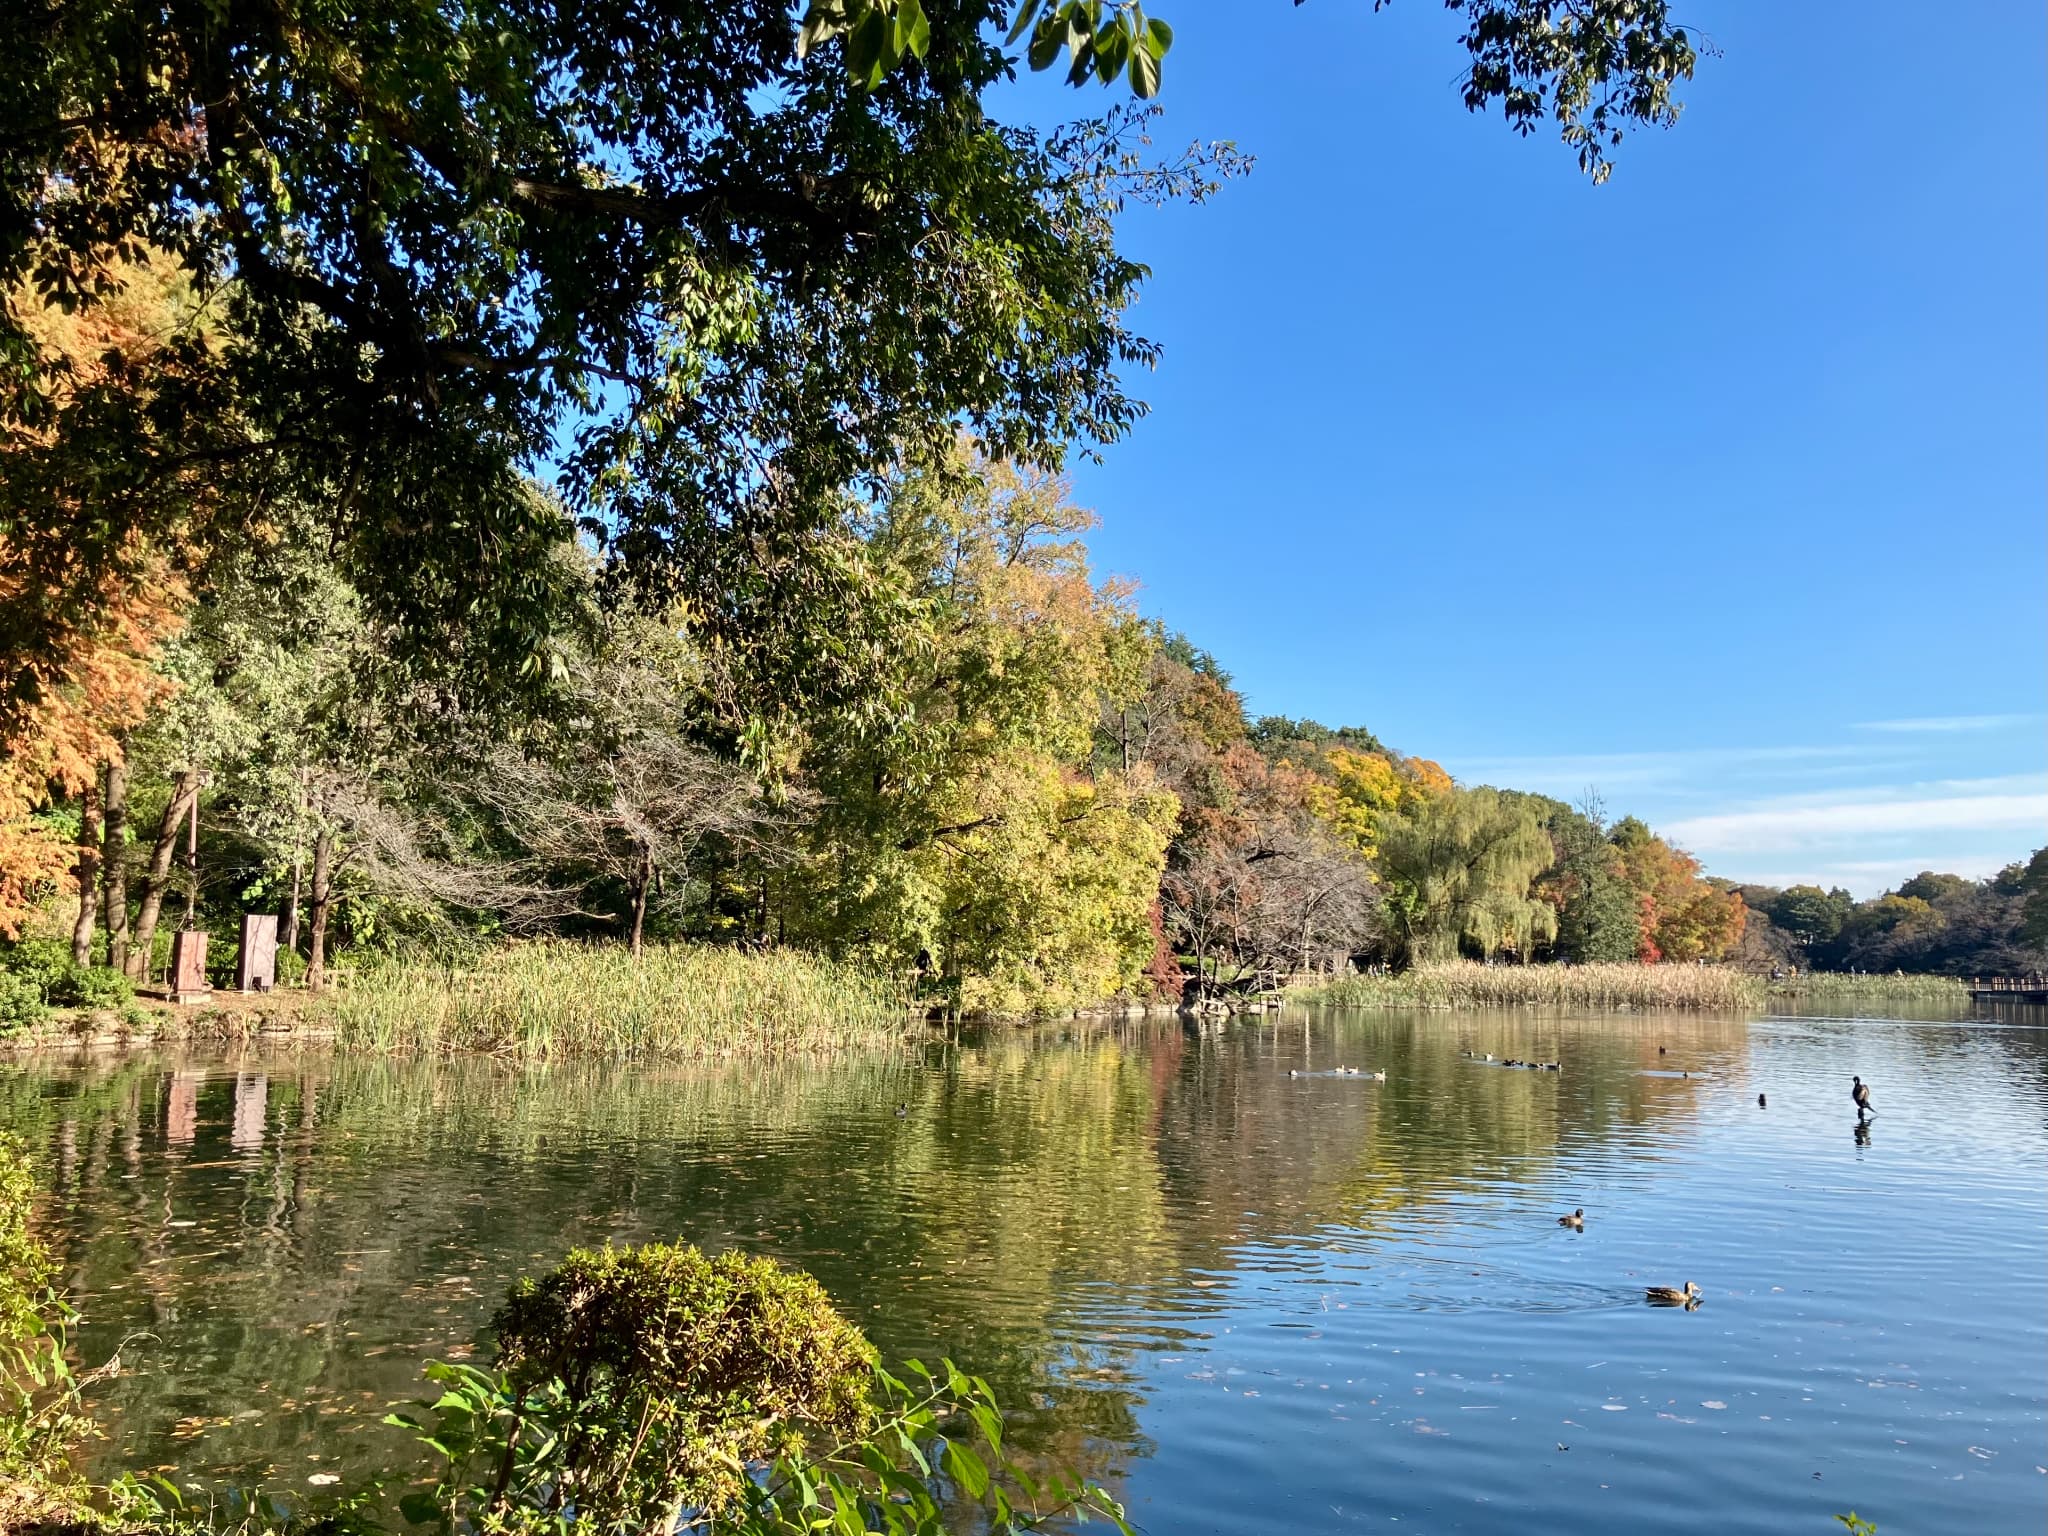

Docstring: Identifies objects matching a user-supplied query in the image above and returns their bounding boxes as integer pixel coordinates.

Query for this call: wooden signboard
[170,929,211,1005]
[237,912,279,993]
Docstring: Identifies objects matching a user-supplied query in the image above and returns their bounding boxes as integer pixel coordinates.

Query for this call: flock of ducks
[1286,1066,1386,1080]
[1463,1051,1561,1071]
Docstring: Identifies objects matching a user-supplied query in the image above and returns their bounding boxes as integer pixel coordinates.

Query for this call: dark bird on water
[1758,1092,1767,1108]
[1658,1045,1667,1055]
[894,1103,909,1118]
[1852,1076,1874,1118]
[1558,1208,1584,1230]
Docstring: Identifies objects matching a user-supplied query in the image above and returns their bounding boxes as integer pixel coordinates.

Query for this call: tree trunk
[129,769,201,980]
[628,845,651,959]
[101,759,129,972]
[281,768,307,954]
[282,854,301,955]
[70,778,103,966]
[306,828,333,992]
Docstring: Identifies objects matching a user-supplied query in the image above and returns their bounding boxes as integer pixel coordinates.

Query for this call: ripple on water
[3,1008,2044,1536]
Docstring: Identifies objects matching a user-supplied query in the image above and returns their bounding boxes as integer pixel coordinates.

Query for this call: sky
[988,0,2047,896]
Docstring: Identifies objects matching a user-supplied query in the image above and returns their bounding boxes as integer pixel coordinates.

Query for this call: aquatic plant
[326,940,914,1059]
[1292,960,1767,1012]
[1771,972,1967,1002]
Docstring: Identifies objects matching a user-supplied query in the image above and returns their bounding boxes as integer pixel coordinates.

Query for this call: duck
[1851,1076,1873,1118]
[1645,1281,1702,1307]
[1757,1092,1767,1108]
[893,1103,909,1118]
[1365,1069,1387,1082]
[1658,1045,1667,1055]
[1288,1068,1301,1078]
[1557,1208,1584,1230]
[1341,1065,1358,1076]
[1540,1061,1562,1071]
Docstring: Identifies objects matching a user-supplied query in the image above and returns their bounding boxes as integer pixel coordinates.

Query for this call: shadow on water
[3,1002,2044,1534]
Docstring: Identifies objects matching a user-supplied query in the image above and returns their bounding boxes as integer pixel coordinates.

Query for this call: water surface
[5,1004,2044,1534]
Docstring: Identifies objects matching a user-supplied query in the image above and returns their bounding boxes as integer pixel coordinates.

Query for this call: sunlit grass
[327,940,915,1059]
[1292,961,1766,1012]
[1769,972,1968,1002]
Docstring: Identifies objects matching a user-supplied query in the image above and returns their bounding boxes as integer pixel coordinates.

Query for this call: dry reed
[326,940,914,1058]
[1293,961,1766,1012]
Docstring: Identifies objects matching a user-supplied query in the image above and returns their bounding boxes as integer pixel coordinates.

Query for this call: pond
[4,1004,2044,1535]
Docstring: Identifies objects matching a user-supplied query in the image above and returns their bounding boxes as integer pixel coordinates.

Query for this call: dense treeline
[23,400,2032,1016]
[1732,858,2048,978]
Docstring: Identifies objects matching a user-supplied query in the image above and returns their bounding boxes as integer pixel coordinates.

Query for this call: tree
[1607,817,1744,963]
[1522,796,1639,964]
[762,453,1176,1012]
[2,0,1702,752]
[476,611,785,957]
[1374,786,1555,965]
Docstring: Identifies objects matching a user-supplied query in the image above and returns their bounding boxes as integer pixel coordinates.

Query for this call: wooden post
[237,913,279,993]
[169,929,211,1005]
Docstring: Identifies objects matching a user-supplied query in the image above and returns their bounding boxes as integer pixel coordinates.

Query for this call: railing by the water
[1969,976,2048,999]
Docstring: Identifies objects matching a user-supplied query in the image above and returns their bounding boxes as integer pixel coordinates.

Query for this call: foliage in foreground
[328,942,913,1058]
[1294,961,1767,1013]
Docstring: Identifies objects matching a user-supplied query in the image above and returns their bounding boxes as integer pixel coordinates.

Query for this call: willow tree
[1375,785,1556,965]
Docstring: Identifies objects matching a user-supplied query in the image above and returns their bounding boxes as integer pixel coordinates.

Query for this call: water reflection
[3,1003,2043,1535]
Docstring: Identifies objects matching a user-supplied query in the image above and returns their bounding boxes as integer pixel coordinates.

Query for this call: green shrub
[484,1243,877,1521]
[0,972,46,1034]
[0,1134,94,1509]
[50,965,133,1010]
[385,1242,1129,1536]
[0,936,69,1000]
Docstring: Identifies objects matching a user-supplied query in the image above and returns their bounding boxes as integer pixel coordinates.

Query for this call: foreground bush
[1294,960,1766,1012]
[328,941,913,1058]
[476,1243,878,1521]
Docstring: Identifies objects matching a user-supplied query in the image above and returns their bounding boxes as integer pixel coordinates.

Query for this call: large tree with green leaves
[3,0,1701,751]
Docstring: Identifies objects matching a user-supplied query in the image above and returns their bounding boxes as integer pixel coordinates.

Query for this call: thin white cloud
[1853,713,2039,734]
[1664,779,2048,854]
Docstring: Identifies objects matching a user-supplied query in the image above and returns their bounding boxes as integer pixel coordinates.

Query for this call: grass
[1292,960,1766,1012]
[1768,972,1968,1002]
[326,940,915,1059]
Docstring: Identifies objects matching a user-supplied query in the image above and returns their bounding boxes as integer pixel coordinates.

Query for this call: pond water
[4,1004,2044,1535]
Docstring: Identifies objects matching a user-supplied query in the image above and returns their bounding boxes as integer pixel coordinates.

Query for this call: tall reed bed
[328,941,914,1058]
[1294,961,1766,1012]
[1770,972,1968,1002]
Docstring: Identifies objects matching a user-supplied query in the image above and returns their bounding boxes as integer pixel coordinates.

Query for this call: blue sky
[999,1,2046,895]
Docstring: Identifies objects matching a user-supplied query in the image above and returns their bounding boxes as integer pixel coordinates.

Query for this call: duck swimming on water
[1852,1076,1874,1119]
[1557,1208,1584,1230]
[1645,1281,1701,1307]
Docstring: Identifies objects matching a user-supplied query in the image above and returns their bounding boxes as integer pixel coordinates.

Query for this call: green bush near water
[1293,960,1767,1012]
[327,940,913,1058]
[0,937,134,1036]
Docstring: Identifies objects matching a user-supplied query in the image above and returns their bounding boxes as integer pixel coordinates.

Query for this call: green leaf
[946,1439,991,1500]
[382,1412,425,1429]
[1027,17,1064,70]
[896,0,930,59]
[1004,0,1044,44]
[1144,17,1173,56]
[845,8,887,84]
[398,1491,444,1525]
[1128,44,1160,97]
